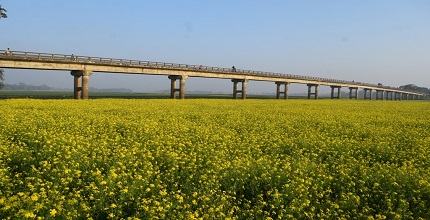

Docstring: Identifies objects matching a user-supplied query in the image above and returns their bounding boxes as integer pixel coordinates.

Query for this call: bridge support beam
[275,82,289,99]
[307,84,319,99]
[376,90,384,100]
[71,71,82,99]
[402,93,408,100]
[232,79,248,99]
[394,92,401,101]
[349,87,358,99]
[364,88,373,100]
[385,91,393,100]
[70,70,92,99]
[168,75,187,99]
[330,86,341,99]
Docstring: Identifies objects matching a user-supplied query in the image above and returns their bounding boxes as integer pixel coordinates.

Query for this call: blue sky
[1,0,429,93]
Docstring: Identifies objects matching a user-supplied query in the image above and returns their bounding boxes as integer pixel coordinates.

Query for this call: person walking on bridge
[232,66,236,72]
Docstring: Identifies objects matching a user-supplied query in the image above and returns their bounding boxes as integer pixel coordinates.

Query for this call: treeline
[3,83,134,93]
[3,83,53,91]
[399,84,430,95]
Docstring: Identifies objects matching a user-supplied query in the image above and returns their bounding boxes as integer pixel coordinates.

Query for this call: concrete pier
[385,91,393,100]
[71,70,82,99]
[70,70,92,99]
[232,79,248,99]
[168,75,187,99]
[364,88,373,100]
[275,82,289,99]
[307,84,319,99]
[349,87,358,99]
[330,86,341,99]
[376,90,384,100]
[394,92,401,100]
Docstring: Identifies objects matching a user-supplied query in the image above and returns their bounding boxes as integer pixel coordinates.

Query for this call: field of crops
[0,99,429,219]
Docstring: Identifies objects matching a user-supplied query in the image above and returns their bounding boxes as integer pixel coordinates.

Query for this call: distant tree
[399,84,430,94]
[0,4,7,19]
[0,69,4,89]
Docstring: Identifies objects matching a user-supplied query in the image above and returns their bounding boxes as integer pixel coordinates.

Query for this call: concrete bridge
[0,50,426,100]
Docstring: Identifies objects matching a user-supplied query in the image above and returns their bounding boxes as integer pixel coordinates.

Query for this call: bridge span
[0,50,426,100]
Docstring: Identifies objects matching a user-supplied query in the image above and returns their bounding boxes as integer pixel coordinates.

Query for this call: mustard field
[0,99,429,219]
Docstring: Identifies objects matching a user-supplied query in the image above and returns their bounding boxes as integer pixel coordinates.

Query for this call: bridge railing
[0,49,424,95]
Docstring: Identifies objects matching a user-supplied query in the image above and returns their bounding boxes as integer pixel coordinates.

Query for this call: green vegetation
[400,84,430,95]
[0,99,429,219]
[0,4,6,19]
[0,69,4,89]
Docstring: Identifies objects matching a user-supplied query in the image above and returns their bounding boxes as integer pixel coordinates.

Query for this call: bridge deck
[0,50,425,96]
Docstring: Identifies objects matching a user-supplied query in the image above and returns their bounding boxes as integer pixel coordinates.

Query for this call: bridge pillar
[385,91,394,100]
[71,70,82,99]
[364,88,373,100]
[394,92,401,101]
[402,93,408,100]
[275,82,289,99]
[168,75,188,99]
[307,84,319,99]
[70,70,92,99]
[232,79,248,99]
[82,71,93,100]
[349,87,358,99]
[330,86,341,99]
[376,90,384,100]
